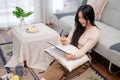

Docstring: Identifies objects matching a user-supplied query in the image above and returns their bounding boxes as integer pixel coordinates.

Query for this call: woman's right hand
[60,36,67,45]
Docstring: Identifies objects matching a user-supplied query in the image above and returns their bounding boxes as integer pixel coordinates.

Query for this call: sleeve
[75,30,100,59]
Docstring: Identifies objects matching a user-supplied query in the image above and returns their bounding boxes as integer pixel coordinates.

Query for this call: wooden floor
[93,63,120,80]
[91,52,120,80]
[92,60,120,80]
[47,24,120,80]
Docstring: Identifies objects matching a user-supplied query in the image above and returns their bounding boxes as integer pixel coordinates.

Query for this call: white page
[47,41,80,54]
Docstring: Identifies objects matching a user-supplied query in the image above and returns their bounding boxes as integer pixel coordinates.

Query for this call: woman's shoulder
[90,26,100,33]
[88,26,100,38]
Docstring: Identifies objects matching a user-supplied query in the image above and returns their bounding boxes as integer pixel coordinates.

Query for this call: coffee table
[5,23,60,71]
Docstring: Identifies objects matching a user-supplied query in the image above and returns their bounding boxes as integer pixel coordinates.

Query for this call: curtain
[40,0,78,24]
[40,0,66,24]
[40,0,53,24]
[0,0,35,29]
[0,0,67,28]
[52,0,64,13]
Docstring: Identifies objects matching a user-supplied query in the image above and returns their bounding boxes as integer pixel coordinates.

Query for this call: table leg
[24,61,27,67]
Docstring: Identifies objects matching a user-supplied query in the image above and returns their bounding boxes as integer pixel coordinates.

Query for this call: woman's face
[78,11,87,27]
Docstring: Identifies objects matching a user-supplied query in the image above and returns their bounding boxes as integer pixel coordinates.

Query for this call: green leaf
[12,6,33,19]
[23,11,33,18]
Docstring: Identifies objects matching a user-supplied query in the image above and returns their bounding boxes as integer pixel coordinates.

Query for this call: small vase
[19,18,26,29]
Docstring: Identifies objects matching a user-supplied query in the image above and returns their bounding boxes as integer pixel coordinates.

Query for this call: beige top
[65,27,100,59]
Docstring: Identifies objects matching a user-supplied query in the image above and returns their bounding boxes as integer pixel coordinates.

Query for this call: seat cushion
[100,0,120,30]
[45,46,90,72]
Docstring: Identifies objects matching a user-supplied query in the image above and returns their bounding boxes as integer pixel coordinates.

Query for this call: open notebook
[47,41,80,53]
[45,42,90,72]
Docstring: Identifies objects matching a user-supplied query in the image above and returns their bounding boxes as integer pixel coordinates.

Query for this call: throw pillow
[45,45,90,72]
[87,0,108,21]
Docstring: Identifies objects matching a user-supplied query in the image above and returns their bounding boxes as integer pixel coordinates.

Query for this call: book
[47,41,66,53]
[47,41,80,54]
[46,42,90,72]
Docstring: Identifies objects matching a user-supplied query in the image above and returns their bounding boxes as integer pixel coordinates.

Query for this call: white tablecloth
[5,23,60,71]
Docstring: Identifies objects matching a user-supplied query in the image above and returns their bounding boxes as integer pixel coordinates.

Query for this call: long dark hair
[71,4,96,47]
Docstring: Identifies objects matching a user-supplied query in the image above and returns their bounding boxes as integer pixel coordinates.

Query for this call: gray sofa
[53,0,120,72]
[93,0,120,72]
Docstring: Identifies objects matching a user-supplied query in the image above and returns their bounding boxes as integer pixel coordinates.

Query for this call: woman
[41,4,100,80]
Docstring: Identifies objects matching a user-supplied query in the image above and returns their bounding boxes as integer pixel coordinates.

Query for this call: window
[52,0,64,13]
[63,0,78,12]
[52,0,78,13]
[0,0,34,28]
[0,0,78,28]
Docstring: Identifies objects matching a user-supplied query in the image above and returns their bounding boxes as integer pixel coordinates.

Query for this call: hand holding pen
[60,30,67,45]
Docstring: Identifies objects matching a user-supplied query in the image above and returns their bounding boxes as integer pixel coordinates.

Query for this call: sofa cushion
[100,0,120,30]
[94,21,120,67]
[87,0,108,21]
[58,15,75,34]
[45,46,90,72]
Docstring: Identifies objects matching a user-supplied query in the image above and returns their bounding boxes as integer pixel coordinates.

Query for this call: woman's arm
[64,39,98,60]
[75,39,99,59]
[75,30,100,59]
[65,29,100,60]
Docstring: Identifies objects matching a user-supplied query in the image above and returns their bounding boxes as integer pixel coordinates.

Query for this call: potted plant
[13,6,33,28]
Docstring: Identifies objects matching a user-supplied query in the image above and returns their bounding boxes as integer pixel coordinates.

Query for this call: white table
[5,23,60,71]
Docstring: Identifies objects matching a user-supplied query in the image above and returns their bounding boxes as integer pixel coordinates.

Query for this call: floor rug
[71,66,107,80]
[0,33,107,80]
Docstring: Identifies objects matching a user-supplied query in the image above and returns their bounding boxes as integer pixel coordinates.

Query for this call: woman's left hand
[64,53,76,60]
